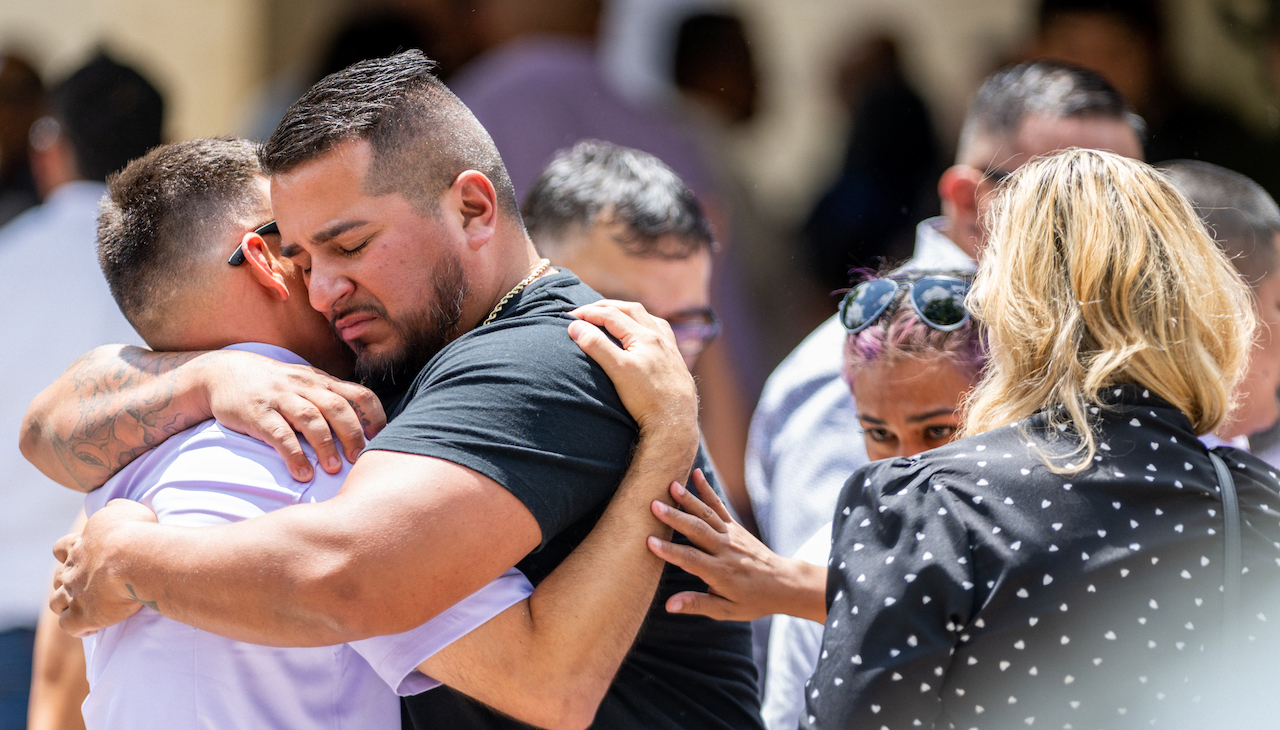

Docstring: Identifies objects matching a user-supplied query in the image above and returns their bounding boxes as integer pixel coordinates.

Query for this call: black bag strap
[1208,451,1241,633]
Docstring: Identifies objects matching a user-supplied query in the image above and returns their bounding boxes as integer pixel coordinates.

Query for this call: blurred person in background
[747,61,1145,568]
[1027,0,1265,184]
[801,34,942,293]
[1165,160,1280,466]
[448,0,711,201]
[0,52,161,730]
[243,8,445,142]
[450,0,761,529]
[672,12,759,126]
[0,55,43,228]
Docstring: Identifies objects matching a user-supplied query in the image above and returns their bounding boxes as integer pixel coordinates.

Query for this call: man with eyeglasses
[523,141,720,371]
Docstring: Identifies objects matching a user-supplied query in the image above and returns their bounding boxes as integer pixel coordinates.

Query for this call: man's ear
[239,232,291,301]
[937,164,982,219]
[452,170,499,252]
[937,164,984,257]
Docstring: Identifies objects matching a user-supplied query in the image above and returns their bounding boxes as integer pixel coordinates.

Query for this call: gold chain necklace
[481,258,551,326]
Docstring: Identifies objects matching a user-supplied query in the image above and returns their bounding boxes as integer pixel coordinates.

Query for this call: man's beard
[337,251,470,392]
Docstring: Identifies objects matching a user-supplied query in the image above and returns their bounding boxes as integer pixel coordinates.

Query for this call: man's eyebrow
[312,219,371,244]
[906,408,958,424]
[858,414,887,426]
[280,243,305,258]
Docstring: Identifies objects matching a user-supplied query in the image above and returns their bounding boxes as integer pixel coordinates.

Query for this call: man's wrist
[185,352,221,422]
[635,422,699,473]
[97,517,161,606]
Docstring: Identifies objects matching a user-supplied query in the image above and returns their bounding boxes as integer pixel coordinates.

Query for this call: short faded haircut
[957,60,1144,164]
[522,140,712,260]
[259,50,519,220]
[1160,159,1280,289]
[98,137,264,342]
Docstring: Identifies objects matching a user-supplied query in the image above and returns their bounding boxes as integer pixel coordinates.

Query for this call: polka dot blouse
[802,385,1280,729]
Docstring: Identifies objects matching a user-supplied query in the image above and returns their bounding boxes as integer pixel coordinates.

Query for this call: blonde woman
[794,150,1280,729]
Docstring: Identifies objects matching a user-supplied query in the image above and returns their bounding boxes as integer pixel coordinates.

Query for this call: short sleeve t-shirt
[368,270,763,730]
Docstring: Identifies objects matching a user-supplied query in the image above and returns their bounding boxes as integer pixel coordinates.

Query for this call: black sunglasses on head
[838,276,971,334]
[227,220,279,266]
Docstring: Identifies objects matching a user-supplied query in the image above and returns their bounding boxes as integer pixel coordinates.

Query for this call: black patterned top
[802,385,1280,730]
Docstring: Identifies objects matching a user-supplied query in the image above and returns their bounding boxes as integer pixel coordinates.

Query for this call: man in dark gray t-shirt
[42,50,763,730]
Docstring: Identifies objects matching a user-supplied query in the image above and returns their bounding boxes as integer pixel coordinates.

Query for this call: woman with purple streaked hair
[634,268,982,728]
[636,269,982,625]
[841,270,981,463]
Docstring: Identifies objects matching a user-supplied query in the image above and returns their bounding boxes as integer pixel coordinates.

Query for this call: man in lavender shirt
[62,137,698,729]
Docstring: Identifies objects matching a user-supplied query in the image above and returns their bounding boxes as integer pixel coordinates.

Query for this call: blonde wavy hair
[963,149,1256,471]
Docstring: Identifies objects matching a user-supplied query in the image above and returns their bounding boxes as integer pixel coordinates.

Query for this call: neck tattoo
[482,259,551,326]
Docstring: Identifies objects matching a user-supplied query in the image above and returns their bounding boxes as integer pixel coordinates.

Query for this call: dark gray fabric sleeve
[366,314,638,547]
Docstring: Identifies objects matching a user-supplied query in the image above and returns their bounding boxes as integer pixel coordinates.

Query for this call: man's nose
[307,266,355,314]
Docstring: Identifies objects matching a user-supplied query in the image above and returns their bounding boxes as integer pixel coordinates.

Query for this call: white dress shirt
[0,181,143,632]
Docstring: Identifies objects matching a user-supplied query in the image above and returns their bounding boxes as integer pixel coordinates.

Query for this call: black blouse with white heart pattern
[803,385,1280,730]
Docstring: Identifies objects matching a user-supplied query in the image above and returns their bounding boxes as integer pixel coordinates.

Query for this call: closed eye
[341,237,372,256]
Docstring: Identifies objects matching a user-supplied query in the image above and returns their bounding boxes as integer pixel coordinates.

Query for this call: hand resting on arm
[646,442,829,625]
[21,344,384,491]
[417,299,701,729]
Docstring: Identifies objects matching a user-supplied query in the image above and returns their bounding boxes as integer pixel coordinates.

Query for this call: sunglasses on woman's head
[838,276,971,333]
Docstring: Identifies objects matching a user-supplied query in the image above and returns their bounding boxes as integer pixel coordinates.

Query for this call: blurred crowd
[7,0,1280,728]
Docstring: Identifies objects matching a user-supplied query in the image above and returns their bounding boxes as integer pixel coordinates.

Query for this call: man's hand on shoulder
[201,351,386,482]
[23,346,388,491]
[51,499,159,637]
[568,299,698,445]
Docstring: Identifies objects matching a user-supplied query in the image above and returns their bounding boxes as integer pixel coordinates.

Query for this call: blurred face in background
[1227,251,1280,437]
[1034,11,1156,113]
[550,219,716,368]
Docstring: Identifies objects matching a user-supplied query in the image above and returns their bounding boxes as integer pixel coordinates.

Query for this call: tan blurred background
[1,0,1272,228]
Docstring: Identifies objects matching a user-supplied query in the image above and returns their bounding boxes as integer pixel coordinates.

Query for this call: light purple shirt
[81,343,533,729]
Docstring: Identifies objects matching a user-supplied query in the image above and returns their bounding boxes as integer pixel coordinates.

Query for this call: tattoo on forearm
[48,348,203,491]
[125,583,159,612]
